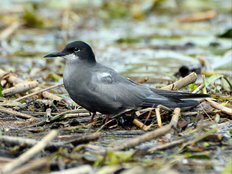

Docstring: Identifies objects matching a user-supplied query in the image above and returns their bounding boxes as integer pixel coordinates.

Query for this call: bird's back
[64,62,207,114]
[45,40,209,116]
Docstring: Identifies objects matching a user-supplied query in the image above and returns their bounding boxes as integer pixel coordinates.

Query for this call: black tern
[44,41,209,122]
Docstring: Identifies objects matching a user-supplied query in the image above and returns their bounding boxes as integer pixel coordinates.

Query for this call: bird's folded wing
[149,88,209,99]
[90,72,169,109]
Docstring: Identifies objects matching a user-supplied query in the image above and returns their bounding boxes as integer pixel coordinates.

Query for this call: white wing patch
[96,72,113,83]
[101,72,111,78]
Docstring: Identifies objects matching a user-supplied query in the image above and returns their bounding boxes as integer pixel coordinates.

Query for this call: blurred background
[0,0,231,86]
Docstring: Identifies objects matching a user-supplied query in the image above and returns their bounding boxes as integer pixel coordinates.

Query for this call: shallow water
[0,0,231,81]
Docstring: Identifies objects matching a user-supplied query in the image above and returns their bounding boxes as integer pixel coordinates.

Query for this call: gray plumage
[44,41,209,116]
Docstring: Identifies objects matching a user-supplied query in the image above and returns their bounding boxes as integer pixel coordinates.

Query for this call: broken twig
[0,68,64,102]
[133,119,148,130]
[0,21,23,41]
[192,84,205,94]
[11,158,49,174]
[14,83,63,102]
[206,98,232,116]
[110,108,180,151]
[148,138,186,152]
[66,132,101,146]
[162,72,197,91]
[0,106,39,120]
[1,130,59,174]
[2,81,39,97]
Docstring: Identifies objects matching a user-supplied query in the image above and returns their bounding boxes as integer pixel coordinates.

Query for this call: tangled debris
[0,0,231,173]
[0,68,231,174]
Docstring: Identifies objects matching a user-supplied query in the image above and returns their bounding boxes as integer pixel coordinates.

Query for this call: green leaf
[189,84,197,91]
[229,129,232,134]
[185,152,210,159]
[205,74,223,87]
[189,154,210,159]
[0,84,2,97]
[48,73,62,82]
[217,28,232,38]
[203,142,210,147]
[221,77,232,91]
[184,152,192,157]
[22,5,44,28]
[94,156,105,167]
[108,151,134,165]
[202,75,207,94]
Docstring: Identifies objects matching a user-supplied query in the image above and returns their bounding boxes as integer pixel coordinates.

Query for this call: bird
[44,41,209,122]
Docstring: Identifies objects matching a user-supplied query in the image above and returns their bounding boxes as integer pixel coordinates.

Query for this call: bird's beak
[43,51,65,58]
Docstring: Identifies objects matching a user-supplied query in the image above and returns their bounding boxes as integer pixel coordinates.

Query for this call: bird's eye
[74,47,80,53]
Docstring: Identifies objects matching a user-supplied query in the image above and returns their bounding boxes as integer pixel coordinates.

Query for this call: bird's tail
[149,88,209,99]
[145,88,210,109]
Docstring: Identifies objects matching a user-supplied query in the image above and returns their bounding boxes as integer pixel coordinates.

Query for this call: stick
[0,157,13,162]
[14,83,63,102]
[37,90,64,102]
[0,135,40,147]
[135,108,155,116]
[148,138,186,152]
[0,69,64,102]
[2,81,39,97]
[0,70,24,84]
[102,130,145,136]
[0,106,39,120]
[0,134,71,149]
[132,119,148,130]
[162,72,197,91]
[178,127,218,152]
[192,84,205,94]
[1,130,59,174]
[157,104,172,112]
[50,109,86,121]
[205,98,232,116]
[144,104,155,125]
[155,107,162,127]
[0,22,23,41]
[64,112,91,118]
[178,9,217,23]
[110,108,180,151]
[11,158,49,174]
[65,132,101,146]
[171,108,181,126]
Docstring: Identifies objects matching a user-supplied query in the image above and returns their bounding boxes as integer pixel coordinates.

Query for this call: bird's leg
[89,112,96,123]
[106,115,109,122]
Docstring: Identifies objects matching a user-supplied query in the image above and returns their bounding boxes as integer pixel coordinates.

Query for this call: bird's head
[44,41,96,64]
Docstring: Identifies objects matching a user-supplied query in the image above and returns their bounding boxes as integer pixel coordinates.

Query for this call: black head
[44,41,96,64]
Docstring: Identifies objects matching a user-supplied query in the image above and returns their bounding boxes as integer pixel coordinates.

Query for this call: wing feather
[90,71,168,109]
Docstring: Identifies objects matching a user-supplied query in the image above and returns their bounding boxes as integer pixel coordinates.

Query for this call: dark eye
[74,47,80,52]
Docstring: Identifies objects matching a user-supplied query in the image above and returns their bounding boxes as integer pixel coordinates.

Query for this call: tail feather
[150,88,209,99]
[141,88,210,109]
[141,97,200,109]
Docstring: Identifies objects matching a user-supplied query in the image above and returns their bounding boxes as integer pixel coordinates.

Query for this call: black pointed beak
[43,51,65,58]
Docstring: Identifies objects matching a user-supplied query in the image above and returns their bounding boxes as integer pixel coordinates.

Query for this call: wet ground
[0,0,232,173]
